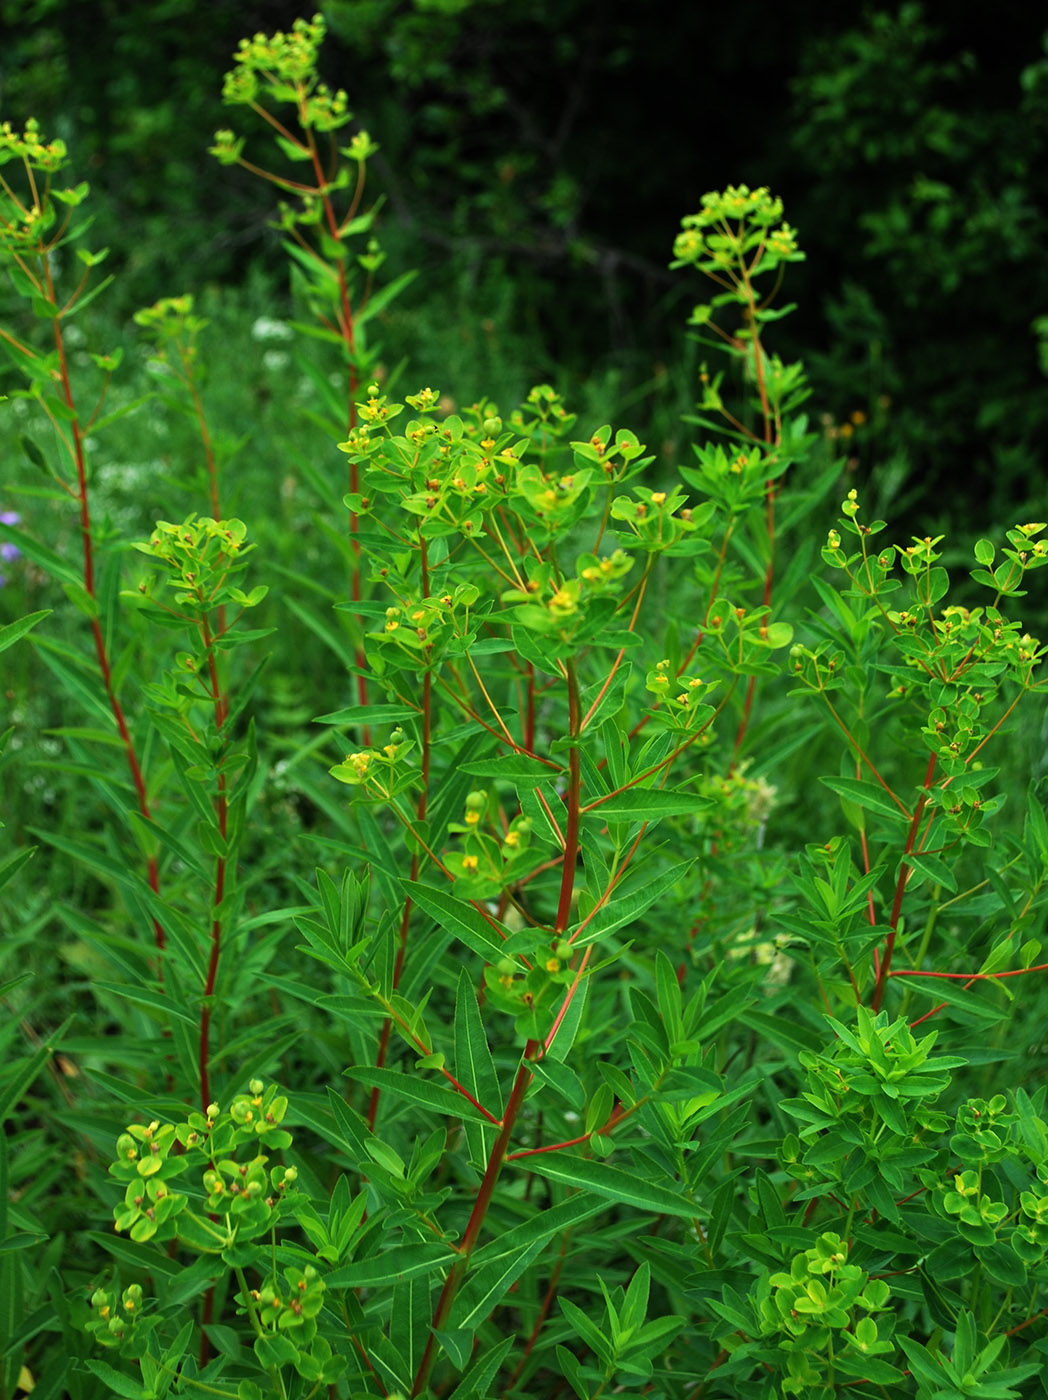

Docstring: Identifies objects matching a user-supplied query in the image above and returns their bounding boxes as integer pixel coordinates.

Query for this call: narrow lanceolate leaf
[343,1066,494,1124]
[588,787,712,821]
[0,1016,74,1121]
[466,1194,606,1274]
[324,1242,455,1289]
[93,982,198,1027]
[519,1153,698,1219]
[0,609,50,656]
[448,1202,609,1341]
[314,703,420,726]
[455,969,503,1118]
[407,881,508,961]
[0,846,35,894]
[391,1273,433,1383]
[458,753,563,787]
[446,1337,515,1400]
[573,859,694,945]
[447,1236,547,1331]
[820,774,909,822]
[906,850,958,893]
[84,1359,148,1399]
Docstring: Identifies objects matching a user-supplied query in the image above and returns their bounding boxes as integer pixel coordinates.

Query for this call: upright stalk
[410,661,584,1396]
[555,662,583,935]
[198,612,230,1111]
[368,540,432,1130]
[871,752,938,1011]
[45,277,166,966]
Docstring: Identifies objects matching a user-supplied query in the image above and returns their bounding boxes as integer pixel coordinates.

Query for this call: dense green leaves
[2,22,1048,1400]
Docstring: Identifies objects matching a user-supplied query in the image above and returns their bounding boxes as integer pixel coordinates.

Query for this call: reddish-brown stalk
[871,752,938,1012]
[249,93,369,706]
[554,665,583,935]
[42,266,166,966]
[410,1043,540,1399]
[579,560,653,733]
[897,963,1048,984]
[410,660,588,1396]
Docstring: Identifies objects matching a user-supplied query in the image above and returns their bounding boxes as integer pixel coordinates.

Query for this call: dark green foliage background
[4,0,1048,529]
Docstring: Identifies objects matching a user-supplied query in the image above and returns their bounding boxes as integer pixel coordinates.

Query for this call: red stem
[554,665,582,935]
[871,752,938,1011]
[46,283,166,964]
[411,1045,539,1398]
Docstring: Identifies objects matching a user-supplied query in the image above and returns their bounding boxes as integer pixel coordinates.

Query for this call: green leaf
[83,1361,147,1400]
[274,134,312,162]
[433,1328,473,1371]
[92,981,198,1027]
[253,1333,299,1369]
[546,978,588,1062]
[407,882,508,962]
[446,1337,514,1400]
[455,968,503,1120]
[19,435,48,471]
[460,1193,606,1322]
[0,1016,74,1120]
[906,850,958,893]
[590,787,712,821]
[314,703,420,726]
[63,272,114,319]
[459,753,563,787]
[343,1066,494,1124]
[737,1008,822,1055]
[520,1153,697,1218]
[447,1237,543,1332]
[820,774,910,823]
[572,859,694,945]
[356,270,419,328]
[0,846,35,894]
[324,1242,455,1289]
[458,1187,604,1316]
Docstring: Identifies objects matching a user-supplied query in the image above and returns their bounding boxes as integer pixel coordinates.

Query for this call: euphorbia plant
[2,16,1048,1400]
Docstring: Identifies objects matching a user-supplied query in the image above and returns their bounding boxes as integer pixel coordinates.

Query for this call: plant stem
[199,611,230,1111]
[871,752,937,1011]
[555,662,583,935]
[45,271,166,968]
[410,1043,539,1397]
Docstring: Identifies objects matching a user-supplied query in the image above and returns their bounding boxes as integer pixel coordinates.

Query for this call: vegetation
[2,12,1048,1400]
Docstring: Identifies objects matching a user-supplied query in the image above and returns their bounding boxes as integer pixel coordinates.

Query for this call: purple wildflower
[0,510,20,586]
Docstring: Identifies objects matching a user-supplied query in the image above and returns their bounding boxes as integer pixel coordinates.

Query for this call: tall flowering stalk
[210,15,416,713]
[0,120,167,965]
[129,516,268,1109]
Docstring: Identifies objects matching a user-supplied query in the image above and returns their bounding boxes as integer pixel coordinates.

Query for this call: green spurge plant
[2,16,1048,1400]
